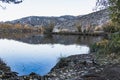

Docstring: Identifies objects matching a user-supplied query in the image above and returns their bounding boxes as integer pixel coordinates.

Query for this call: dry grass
[0,23,42,33]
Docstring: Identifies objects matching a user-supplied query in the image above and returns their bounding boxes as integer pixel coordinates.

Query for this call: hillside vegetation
[0,23,42,33]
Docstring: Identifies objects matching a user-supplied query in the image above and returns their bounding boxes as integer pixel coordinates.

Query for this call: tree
[0,0,23,4]
[96,0,109,9]
[96,0,120,25]
[0,0,22,9]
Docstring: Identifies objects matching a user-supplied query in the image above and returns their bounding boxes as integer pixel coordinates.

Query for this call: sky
[0,0,96,21]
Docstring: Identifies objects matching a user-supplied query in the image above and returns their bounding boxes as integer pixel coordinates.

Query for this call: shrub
[94,26,103,31]
[85,24,92,32]
[91,33,120,54]
[0,23,42,33]
[44,22,55,33]
[102,21,120,33]
[75,22,82,32]
[91,39,109,53]
[108,33,120,53]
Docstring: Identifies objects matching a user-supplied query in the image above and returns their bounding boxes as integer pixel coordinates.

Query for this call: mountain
[8,15,77,26]
[78,9,109,26]
[7,9,109,33]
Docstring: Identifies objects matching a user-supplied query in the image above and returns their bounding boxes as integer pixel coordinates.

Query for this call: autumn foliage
[0,23,42,33]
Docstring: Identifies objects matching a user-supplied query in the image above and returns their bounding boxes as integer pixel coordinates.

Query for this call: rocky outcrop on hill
[53,20,78,32]
[53,9,109,33]
[7,9,110,33]
[77,9,109,32]
[78,9,109,27]
[8,15,77,27]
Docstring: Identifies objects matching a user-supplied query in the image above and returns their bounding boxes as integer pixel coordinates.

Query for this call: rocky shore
[0,54,120,80]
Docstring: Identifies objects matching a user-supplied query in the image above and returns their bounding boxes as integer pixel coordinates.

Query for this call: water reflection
[0,33,103,76]
[0,33,103,45]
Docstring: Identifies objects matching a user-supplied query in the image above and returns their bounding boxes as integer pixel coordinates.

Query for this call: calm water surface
[0,34,103,75]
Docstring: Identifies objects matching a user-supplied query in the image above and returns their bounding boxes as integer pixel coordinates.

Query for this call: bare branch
[0,0,23,4]
[0,4,6,9]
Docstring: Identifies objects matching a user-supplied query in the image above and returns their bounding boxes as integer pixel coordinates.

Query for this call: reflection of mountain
[0,33,103,45]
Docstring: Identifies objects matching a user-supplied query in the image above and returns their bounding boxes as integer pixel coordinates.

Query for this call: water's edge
[0,54,94,79]
[1,53,120,80]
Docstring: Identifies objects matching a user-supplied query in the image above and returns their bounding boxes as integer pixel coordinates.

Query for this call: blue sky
[0,0,96,21]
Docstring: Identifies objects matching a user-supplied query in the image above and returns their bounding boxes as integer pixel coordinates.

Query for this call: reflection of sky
[0,39,89,76]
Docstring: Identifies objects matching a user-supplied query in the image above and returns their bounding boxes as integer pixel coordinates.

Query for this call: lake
[0,34,103,76]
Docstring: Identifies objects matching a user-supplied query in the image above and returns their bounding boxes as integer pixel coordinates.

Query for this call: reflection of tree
[0,33,103,45]
[44,34,54,43]
[76,36,104,46]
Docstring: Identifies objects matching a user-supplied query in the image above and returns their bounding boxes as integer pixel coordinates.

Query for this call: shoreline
[0,31,108,37]
[40,30,108,37]
[1,54,120,80]
[51,32,108,36]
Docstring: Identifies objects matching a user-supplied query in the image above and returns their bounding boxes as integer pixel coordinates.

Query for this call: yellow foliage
[0,23,42,33]
[96,39,109,47]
